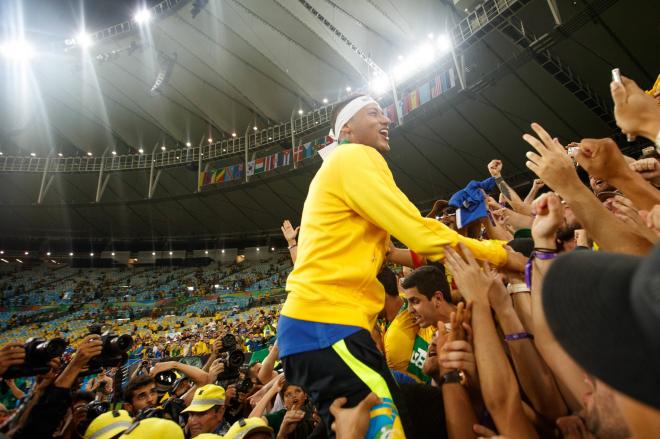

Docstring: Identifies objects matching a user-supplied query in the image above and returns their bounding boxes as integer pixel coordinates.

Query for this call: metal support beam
[245,126,250,182]
[96,174,111,203]
[545,0,562,26]
[196,135,204,193]
[451,50,467,90]
[37,157,51,204]
[95,149,108,203]
[291,113,297,170]
[148,141,160,198]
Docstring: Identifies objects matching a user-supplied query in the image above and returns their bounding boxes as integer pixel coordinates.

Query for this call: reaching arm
[281,220,299,264]
[249,375,284,418]
[488,160,530,214]
[524,180,544,205]
[257,342,279,385]
[6,379,25,400]
[150,361,209,386]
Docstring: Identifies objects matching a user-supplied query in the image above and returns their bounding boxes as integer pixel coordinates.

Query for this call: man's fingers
[473,423,497,437]
[522,133,547,155]
[329,397,347,416]
[358,392,382,411]
[610,80,627,106]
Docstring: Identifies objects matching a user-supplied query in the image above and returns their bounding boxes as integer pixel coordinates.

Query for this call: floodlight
[138,148,144,154]
[436,34,453,53]
[111,151,117,155]
[253,126,258,131]
[231,133,236,137]
[90,252,94,256]
[322,98,328,104]
[161,146,166,151]
[57,153,63,157]
[186,141,192,147]
[0,40,35,62]
[30,152,36,157]
[75,32,93,48]
[87,152,93,156]
[134,9,152,24]
[369,73,391,96]
[297,109,303,115]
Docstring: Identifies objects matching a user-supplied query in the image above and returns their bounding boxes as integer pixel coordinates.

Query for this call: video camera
[84,327,133,374]
[3,337,67,378]
[134,397,187,424]
[215,334,245,382]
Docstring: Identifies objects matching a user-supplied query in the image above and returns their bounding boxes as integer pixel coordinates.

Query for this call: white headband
[318,96,381,160]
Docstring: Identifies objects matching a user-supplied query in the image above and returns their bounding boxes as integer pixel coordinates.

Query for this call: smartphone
[612,68,635,142]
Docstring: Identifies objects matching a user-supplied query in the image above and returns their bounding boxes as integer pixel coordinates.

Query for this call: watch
[440,369,467,386]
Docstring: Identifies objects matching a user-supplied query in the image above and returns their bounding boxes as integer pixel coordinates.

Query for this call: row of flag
[199,135,333,187]
[199,67,456,187]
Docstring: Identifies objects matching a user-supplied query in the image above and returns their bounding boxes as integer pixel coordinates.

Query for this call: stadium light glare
[268,137,272,140]
[0,259,7,263]
[111,252,115,256]
[207,138,213,143]
[69,252,73,256]
[138,148,144,154]
[75,32,93,48]
[90,252,94,256]
[436,34,453,53]
[204,250,209,254]
[160,146,166,151]
[134,8,152,25]
[214,284,220,288]
[30,152,36,157]
[0,40,35,62]
[111,151,117,155]
[345,86,352,92]
[0,152,2,155]
[46,252,51,256]
[16,259,22,264]
[169,251,173,255]
[369,73,391,96]
[0,251,3,254]
[271,247,275,251]
[256,247,260,252]
[151,252,156,255]
[297,109,303,115]
[221,249,225,254]
[186,141,192,147]
[24,251,28,255]
[87,152,92,156]
[187,286,194,291]
[322,98,328,104]
[57,152,63,157]
[253,126,258,131]
[231,133,236,137]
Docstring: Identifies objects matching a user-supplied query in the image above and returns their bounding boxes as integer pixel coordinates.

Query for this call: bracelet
[507,283,530,294]
[524,250,557,288]
[287,242,297,250]
[504,332,534,342]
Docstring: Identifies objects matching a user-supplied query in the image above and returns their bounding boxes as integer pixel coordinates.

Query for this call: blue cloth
[277,315,362,358]
[448,177,496,228]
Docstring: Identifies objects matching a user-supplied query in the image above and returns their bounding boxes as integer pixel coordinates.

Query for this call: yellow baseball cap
[223,418,274,439]
[192,434,223,439]
[181,384,226,413]
[84,410,132,439]
[118,418,184,439]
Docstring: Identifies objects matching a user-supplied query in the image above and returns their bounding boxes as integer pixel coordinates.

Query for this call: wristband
[504,332,534,342]
[507,283,530,294]
[525,250,557,288]
[287,242,297,250]
[410,250,424,269]
[439,369,467,386]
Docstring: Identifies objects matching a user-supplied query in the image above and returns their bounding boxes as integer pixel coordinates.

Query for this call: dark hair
[124,375,155,403]
[377,266,399,297]
[401,265,451,302]
[329,94,366,136]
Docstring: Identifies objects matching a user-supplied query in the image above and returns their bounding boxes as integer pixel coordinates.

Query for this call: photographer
[181,384,230,437]
[8,335,102,439]
[85,368,113,402]
[123,375,157,416]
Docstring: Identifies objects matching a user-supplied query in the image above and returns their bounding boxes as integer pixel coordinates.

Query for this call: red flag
[293,145,303,163]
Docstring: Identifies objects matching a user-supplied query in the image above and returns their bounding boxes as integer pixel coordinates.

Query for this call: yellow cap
[118,418,184,439]
[181,384,225,413]
[192,434,223,439]
[84,410,132,439]
[223,418,274,439]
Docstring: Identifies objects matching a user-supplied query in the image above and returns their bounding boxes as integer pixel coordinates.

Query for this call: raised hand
[639,204,660,237]
[281,220,300,245]
[444,244,497,304]
[330,393,382,439]
[573,137,631,183]
[522,123,581,193]
[610,75,660,141]
[488,160,503,177]
[0,343,26,377]
[70,335,103,369]
[531,193,564,248]
[629,158,660,185]
[278,402,307,438]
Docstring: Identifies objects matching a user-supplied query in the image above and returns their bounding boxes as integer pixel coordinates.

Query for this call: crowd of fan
[0,74,658,439]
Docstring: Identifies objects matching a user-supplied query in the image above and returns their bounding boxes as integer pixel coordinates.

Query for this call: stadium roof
[0,0,656,246]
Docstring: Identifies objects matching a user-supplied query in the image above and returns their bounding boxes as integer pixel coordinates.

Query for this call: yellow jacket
[282,143,507,330]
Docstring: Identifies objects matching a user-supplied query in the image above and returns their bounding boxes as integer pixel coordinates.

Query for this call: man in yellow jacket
[279,95,525,439]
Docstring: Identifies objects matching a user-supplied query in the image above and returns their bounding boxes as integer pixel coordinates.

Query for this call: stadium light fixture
[187,286,194,291]
[322,98,328,104]
[207,138,213,143]
[46,251,51,256]
[436,34,453,53]
[0,40,35,62]
[30,152,36,157]
[87,152,93,156]
[111,151,117,155]
[256,247,260,252]
[345,86,352,92]
[0,251,3,254]
[24,251,28,255]
[74,31,93,48]
[253,126,258,131]
[69,252,74,256]
[151,251,156,255]
[160,146,166,151]
[169,251,173,255]
[214,284,220,289]
[90,252,94,256]
[111,252,115,256]
[57,152,63,157]
[270,247,275,251]
[231,133,236,137]
[134,8,152,25]
[297,109,303,115]
[16,259,23,264]
[268,137,272,140]
[369,73,391,96]
[221,249,225,254]
[204,250,209,254]
[138,148,144,154]
[0,259,8,263]
[186,141,192,147]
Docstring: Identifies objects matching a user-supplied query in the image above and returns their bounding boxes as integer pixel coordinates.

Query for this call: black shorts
[282,329,410,438]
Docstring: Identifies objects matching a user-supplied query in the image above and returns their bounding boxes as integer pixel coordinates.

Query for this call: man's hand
[208,359,224,383]
[70,336,103,370]
[281,220,300,245]
[488,160,503,177]
[149,361,175,377]
[523,123,581,193]
[531,193,564,248]
[573,138,632,183]
[330,393,382,439]
[0,343,26,377]
[607,196,658,243]
[225,384,237,404]
[444,244,497,304]
[556,415,596,439]
[532,179,545,189]
[438,340,477,386]
[610,76,660,141]
[278,403,306,438]
[639,204,660,237]
[630,158,660,185]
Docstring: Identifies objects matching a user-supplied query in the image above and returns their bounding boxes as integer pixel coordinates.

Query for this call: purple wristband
[524,250,557,288]
[504,332,534,342]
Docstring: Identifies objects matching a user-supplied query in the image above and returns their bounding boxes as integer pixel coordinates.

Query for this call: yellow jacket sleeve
[339,145,507,266]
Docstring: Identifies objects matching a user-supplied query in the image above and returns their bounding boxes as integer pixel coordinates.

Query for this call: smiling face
[341,103,391,153]
[403,287,443,328]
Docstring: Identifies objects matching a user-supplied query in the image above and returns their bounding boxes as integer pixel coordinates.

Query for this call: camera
[134,397,186,423]
[86,401,110,419]
[4,337,67,378]
[85,331,133,374]
[215,334,246,382]
[235,378,253,394]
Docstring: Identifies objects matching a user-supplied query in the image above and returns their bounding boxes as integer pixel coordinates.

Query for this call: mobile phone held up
[612,68,635,142]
